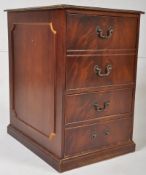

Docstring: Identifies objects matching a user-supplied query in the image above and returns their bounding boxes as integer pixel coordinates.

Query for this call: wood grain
[67,13,138,50]
[66,55,135,90]
[65,117,132,156]
[65,88,133,124]
[8,9,66,158]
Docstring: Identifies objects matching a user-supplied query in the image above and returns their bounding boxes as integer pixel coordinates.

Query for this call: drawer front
[67,13,138,50]
[65,89,133,124]
[65,117,132,156]
[66,55,135,90]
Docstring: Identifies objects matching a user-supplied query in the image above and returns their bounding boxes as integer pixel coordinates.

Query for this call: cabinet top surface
[5,4,144,14]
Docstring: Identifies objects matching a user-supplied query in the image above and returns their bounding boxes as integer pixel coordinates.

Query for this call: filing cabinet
[6,4,144,172]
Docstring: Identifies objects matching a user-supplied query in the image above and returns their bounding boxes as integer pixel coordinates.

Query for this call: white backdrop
[0,1,146,175]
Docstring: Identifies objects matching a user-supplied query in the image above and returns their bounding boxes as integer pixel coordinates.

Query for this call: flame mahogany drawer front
[65,117,132,156]
[6,5,143,172]
[67,13,138,50]
[65,89,133,124]
[66,55,135,90]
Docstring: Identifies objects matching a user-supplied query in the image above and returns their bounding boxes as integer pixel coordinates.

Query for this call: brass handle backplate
[94,101,110,112]
[96,26,114,39]
[94,64,112,77]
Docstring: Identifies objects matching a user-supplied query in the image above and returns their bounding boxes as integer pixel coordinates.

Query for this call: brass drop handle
[93,101,110,112]
[96,26,114,39]
[104,129,110,136]
[94,64,112,77]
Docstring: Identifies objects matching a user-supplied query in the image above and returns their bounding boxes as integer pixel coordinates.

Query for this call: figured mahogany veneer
[67,13,138,50]
[65,117,132,156]
[66,55,135,90]
[65,89,133,124]
[6,4,144,172]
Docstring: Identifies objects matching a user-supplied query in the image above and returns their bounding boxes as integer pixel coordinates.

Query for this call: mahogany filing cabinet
[6,5,144,172]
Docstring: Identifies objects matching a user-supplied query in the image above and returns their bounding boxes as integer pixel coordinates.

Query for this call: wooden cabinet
[6,5,144,172]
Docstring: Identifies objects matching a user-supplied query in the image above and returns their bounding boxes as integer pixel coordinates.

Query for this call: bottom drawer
[65,117,132,156]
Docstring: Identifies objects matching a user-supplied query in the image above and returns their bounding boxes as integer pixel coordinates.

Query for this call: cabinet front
[66,55,135,90]
[65,89,133,124]
[67,13,138,50]
[65,117,132,156]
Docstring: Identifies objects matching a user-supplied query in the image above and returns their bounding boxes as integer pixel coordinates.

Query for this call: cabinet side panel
[8,10,66,157]
[12,23,56,138]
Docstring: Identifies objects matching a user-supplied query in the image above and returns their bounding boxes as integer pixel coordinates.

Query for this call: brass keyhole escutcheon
[91,133,97,139]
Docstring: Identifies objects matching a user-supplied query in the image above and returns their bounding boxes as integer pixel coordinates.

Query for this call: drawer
[65,117,132,156]
[66,55,135,90]
[65,89,133,124]
[67,13,138,50]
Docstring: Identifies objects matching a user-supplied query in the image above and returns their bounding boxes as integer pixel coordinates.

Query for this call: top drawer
[67,13,138,50]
